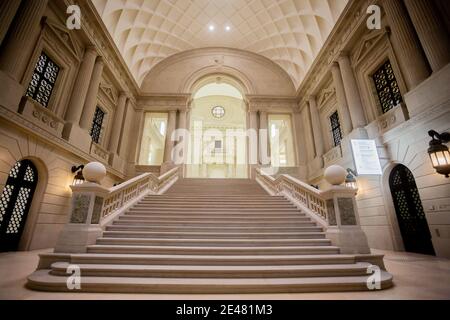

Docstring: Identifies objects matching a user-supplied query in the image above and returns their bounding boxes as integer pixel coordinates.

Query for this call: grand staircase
[28,179,393,293]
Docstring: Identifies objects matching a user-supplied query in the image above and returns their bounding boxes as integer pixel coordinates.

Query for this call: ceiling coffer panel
[92,0,348,88]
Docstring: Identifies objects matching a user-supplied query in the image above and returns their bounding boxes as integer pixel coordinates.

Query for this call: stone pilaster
[163,110,177,163]
[337,54,367,129]
[382,0,430,90]
[118,99,134,158]
[259,111,270,165]
[79,57,104,130]
[62,47,98,151]
[0,0,22,46]
[64,47,98,124]
[331,62,352,135]
[404,0,450,72]
[308,96,325,158]
[0,0,48,82]
[248,110,259,166]
[108,93,127,155]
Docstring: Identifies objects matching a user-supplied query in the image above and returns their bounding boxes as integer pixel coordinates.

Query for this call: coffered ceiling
[92,0,348,89]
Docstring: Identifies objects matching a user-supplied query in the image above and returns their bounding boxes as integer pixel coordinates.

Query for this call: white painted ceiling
[92,0,348,89]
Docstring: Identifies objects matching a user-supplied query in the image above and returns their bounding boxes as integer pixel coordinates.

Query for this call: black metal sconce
[71,165,85,185]
[428,130,450,178]
[345,168,358,190]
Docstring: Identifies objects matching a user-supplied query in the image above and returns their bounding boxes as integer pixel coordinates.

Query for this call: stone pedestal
[55,182,109,253]
[322,186,370,254]
[62,122,93,153]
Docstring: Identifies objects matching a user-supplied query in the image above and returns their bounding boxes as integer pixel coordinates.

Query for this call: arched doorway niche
[186,74,249,178]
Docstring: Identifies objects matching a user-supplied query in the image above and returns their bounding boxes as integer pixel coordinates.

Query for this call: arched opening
[186,79,248,178]
[0,160,38,252]
[389,164,435,255]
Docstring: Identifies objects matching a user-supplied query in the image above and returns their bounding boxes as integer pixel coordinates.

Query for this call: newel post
[322,165,370,254]
[55,162,109,253]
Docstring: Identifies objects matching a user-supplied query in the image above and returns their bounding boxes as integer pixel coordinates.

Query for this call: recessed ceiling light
[208,25,215,31]
[225,25,231,31]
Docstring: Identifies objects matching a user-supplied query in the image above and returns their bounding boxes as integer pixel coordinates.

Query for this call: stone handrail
[256,168,328,225]
[55,166,180,253]
[255,167,371,254]
[102,166,179,219]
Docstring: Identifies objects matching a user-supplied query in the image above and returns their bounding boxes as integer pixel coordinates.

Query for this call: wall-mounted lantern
[71,165,85,185]
[428,130,450,178]
[345,168,358,190]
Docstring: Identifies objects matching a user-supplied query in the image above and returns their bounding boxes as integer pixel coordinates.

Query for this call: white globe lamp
[82,162,106,184]
[324,165,347,186]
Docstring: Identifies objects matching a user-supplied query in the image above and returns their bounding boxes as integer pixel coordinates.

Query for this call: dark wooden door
[0,160,38,252]
[389,164,435,255]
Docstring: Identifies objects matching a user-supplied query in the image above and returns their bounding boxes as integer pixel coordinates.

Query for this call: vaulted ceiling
[92,0,348,89]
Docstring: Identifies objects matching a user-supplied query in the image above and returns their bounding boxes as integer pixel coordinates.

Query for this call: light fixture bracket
[428,130,450,143]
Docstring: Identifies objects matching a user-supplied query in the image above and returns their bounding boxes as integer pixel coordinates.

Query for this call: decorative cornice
[65,0,139,97]
[0,105,126,179]
[297,0,378,104]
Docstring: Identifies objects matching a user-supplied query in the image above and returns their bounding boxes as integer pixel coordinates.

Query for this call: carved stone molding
[18,97,64,136]
[90,141,109,163]
[323,145,344,167]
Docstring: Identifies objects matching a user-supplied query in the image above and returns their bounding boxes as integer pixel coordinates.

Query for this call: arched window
[0,160,38,252]
[389,164,435,255]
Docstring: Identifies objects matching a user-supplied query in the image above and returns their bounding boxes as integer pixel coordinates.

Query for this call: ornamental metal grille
[25,52,60,108]
[0,160,38,252]
[389,164,435,255]
[329,111,342,147]
[90,107,105,144]
[372,60,403,114]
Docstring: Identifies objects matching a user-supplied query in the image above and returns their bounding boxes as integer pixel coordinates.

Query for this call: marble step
[27,269,393,293]
[86,244,340,255]
[123,211,306,217]
[119,215,311,222]
[49,262,370,278]
[129,207,300,212]
[41,253,362,266]
[102,230,324,239]
[111,219,317,227]
[96,237,332,247]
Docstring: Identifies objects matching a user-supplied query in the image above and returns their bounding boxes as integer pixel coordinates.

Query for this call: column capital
[84,46,98,60]
[331,61,340,70]
[307,95,317,103]
[337,51,350,61]
[95,56,104,65]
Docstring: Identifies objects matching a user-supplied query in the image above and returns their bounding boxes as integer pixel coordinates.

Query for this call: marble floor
[0,249,449,300]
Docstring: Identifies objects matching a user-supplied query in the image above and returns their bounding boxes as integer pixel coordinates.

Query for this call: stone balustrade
[55,165,180,253]
[255,167,370,254]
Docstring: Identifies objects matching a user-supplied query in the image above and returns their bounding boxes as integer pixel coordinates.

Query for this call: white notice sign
[351,140,382,175]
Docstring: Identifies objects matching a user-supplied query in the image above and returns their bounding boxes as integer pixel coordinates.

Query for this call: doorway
[186,82,248,178]
[0,160,38,252]
[389,164,435,255]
